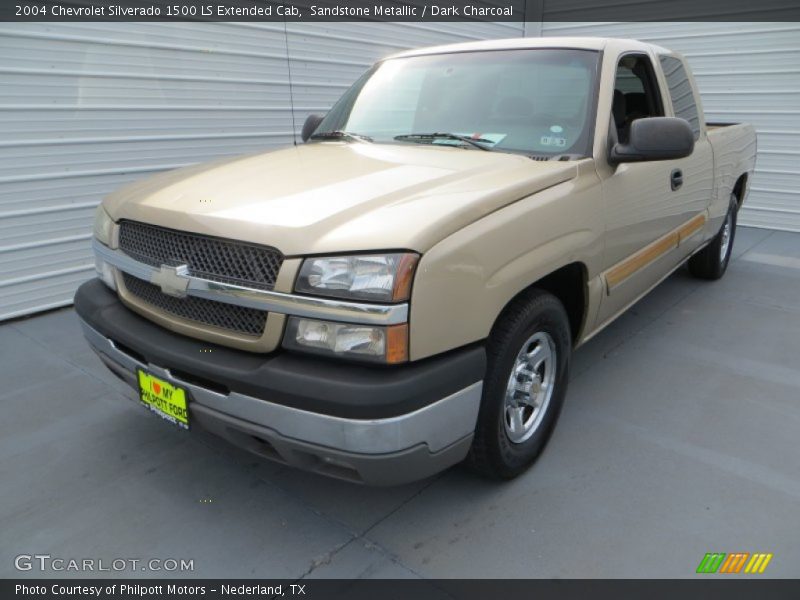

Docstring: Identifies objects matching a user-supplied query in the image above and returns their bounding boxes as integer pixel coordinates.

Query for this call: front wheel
[688,194,738,280]
[467,290,571,479]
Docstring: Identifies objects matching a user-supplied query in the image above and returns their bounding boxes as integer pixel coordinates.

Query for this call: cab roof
[386,37,671,60]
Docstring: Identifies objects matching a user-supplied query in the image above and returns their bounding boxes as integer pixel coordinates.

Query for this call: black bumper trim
[74,279,486,419]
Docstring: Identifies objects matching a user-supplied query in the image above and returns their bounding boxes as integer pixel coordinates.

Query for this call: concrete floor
[1,226,798,579]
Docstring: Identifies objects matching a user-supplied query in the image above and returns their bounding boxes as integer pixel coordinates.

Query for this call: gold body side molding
[605,213,707,291]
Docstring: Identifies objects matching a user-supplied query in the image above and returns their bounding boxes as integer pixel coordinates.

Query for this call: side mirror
[301,114,325,143]
[609,117,694,165]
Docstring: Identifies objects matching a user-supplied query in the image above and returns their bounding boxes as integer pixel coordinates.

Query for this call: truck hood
[104,142,578,255]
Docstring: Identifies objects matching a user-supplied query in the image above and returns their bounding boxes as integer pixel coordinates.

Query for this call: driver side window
[612,54,664,143]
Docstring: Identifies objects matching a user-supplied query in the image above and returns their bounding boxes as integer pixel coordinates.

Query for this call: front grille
[122,273,267,337]
[118,220,283,291]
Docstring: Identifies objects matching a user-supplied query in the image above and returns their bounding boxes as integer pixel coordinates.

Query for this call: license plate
[137,369,189,430]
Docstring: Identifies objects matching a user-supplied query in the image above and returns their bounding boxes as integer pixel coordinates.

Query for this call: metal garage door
[0,20,523,321]
[538,22,800,232]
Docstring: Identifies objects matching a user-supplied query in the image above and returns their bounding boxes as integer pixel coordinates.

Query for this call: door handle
[670,169,683,191]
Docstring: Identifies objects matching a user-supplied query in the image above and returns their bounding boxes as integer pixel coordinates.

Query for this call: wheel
[467,289,571,479]
[688,194,738,280]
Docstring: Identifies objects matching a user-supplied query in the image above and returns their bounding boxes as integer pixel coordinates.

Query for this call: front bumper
[75,279,485,485]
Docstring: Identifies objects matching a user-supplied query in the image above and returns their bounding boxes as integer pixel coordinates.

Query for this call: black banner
[4,579,800,600]
[3,0,800,22]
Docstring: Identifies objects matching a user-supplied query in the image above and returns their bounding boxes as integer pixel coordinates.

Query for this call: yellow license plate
[137,369,189,430]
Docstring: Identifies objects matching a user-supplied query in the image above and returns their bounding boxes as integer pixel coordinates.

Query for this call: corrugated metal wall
[3,20,796,319]
[538,22,800,232]
[0,21,523,321]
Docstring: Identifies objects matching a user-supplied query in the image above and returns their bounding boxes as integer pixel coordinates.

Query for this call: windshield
[315,49,600,157]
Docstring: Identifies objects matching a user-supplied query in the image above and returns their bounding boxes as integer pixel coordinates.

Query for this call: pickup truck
[75,37,756,485]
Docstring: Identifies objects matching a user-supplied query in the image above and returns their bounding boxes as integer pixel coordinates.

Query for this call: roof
[386,37,671,60]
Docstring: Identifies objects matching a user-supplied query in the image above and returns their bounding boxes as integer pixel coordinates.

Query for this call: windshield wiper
[309,130,373,143]
[394,132,494,151]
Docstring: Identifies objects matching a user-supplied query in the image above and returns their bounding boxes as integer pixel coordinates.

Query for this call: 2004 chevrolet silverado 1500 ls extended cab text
[75,37,756,485]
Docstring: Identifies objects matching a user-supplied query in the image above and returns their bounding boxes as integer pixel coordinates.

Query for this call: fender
[409,164,604,360]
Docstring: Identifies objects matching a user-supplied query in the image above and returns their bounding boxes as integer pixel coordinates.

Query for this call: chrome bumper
[80,319,481,484]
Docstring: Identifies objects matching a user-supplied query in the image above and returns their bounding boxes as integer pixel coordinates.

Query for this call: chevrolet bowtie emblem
[151,264,190,297]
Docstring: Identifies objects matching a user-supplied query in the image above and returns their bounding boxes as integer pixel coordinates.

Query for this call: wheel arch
[492,262,589,345]
[732,173,748,210]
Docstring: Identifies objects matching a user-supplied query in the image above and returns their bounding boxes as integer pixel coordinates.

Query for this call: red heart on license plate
[153,381,161,395]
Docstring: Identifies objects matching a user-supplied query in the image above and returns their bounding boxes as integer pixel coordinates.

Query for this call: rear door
[657,53,714,254]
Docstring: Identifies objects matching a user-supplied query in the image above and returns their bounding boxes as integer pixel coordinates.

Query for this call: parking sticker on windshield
[540,135,567,147]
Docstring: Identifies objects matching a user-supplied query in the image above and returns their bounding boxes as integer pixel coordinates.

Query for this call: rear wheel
[467,290,571,479]
[688,193,738,280]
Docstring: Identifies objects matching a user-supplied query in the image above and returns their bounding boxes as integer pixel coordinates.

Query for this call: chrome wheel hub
[503,331,557,444]
[720,212,733,264]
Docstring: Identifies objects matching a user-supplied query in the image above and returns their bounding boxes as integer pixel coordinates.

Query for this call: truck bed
[706,121,757,209]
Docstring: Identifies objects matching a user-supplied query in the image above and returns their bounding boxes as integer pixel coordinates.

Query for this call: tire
[467,289,571,479]
[688,193,738,280]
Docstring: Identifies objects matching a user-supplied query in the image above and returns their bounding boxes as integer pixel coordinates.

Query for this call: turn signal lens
[385,323,409,364]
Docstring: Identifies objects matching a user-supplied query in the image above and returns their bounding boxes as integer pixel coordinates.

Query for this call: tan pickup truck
[76,37,756,485]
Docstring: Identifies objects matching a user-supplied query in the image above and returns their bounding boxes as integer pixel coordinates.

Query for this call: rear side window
[659,56,701,139]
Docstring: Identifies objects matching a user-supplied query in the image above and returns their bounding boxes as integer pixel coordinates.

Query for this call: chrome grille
[118,220,283,291]
[122,273,267,337]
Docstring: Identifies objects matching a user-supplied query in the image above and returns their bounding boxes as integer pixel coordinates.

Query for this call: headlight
[93,205,114,246]
[283,317,408,363]
[95,255,117,291]
[93,205,116,290]
[295,253,418,302]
